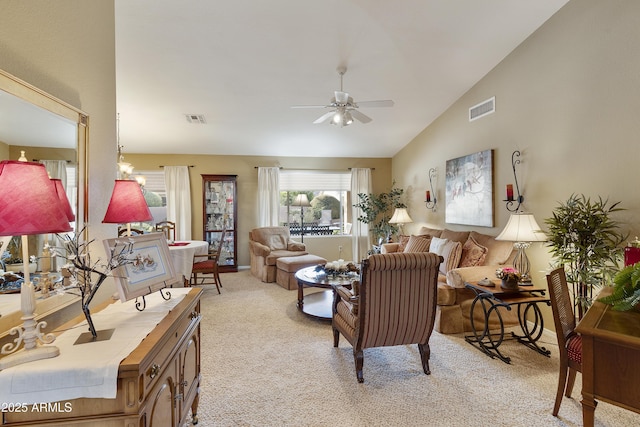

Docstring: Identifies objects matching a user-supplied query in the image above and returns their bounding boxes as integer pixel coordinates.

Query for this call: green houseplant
[544,194,627,319]
[598,262,640,311]
[353,183,405,248]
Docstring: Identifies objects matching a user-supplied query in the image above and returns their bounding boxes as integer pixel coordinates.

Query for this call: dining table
[167,240,209,285]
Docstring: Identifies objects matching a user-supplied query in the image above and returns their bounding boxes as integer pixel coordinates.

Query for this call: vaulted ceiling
[115,0,568,158]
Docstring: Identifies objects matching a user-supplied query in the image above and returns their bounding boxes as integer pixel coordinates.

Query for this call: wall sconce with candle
[425,168,437,211]
[504,150,524,212]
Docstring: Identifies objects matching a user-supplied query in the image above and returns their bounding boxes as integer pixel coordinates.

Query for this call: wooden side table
[464,281,551,364]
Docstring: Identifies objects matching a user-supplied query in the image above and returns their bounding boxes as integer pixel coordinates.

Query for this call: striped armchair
[332,252,443,383]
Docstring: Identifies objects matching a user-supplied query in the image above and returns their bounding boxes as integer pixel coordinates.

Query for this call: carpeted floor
[195,270,639,427]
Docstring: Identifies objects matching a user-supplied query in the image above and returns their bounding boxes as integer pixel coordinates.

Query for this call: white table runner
[0,287,190,404]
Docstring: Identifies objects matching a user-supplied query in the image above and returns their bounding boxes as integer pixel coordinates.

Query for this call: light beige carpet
[195,271,639,427]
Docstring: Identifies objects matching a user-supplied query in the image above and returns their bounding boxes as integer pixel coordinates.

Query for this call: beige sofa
[249,226,308,282]
[381,227,518,334]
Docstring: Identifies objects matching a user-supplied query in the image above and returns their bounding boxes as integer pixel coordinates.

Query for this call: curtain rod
[253,166,375,171]
[159,165,195,168]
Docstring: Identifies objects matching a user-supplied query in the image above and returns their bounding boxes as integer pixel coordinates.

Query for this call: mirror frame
[0,68,89,234]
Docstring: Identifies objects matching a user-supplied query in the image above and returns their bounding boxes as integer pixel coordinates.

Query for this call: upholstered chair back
[358,252,442,349]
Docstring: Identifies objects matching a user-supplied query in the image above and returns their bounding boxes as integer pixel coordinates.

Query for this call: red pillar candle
[426,190,431,202]
[506,184,514,201]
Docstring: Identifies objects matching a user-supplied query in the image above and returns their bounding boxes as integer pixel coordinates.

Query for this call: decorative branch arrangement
[53,229,135,339]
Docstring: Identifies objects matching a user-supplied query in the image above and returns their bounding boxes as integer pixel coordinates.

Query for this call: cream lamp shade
[496,212,546,243]
[389,208,413,225]
[292,193,311,207]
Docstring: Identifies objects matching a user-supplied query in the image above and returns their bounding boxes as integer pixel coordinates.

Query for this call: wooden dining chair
[155,220,176,241]
[546,267,582,416]
[190,230,226,294]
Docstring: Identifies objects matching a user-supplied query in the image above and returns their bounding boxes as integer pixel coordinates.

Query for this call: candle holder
[425,168,437,211]
[504,150,524,212]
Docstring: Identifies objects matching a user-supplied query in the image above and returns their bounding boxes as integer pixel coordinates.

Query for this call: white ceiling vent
[185,114,207,124]
[469,97,495,122]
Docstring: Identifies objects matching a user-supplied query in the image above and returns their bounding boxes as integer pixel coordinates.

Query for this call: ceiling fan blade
[350,109,372,123]
[291,104,329,109]
[356,100,394,108]
[313,111,336,124]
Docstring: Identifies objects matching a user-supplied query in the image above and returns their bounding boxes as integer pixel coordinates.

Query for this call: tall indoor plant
[545,194,627,319]
[353,183,405,248]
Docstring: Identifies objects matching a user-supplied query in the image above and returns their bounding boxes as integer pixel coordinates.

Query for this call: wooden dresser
[2,287,203,427]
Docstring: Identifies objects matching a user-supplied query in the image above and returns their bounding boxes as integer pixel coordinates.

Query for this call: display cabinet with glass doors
[202,174,237,272]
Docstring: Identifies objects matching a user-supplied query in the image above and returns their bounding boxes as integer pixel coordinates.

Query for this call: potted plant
[544,194,627,319]
[353,183,405,251]
[496,267,522,290]
[598,262,640,311]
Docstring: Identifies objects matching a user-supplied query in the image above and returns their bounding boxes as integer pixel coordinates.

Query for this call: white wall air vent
[469,97,495,122]
[185,114,206,124]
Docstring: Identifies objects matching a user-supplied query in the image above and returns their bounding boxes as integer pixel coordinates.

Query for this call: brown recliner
[332,252,443,383]
[249,226,307,282]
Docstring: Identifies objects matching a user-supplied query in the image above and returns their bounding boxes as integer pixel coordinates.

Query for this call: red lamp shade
[51,178,76,222]
[102,180,153,224]
[0,160,72,236]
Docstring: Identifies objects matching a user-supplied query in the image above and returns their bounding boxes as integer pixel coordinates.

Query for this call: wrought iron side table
[464,281,551,364]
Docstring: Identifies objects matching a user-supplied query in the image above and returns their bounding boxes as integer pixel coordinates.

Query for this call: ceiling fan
[291,66,394,127]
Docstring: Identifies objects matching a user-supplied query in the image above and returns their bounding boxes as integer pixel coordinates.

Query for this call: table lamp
[496,212,547,284]
[292,194,311,243]
[102,179,153,235]
[389,207,413,237]
[0,160,72,370]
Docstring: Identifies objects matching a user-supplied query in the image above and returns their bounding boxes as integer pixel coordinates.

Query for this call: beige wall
[393,0,640,327]
[127,153,392,265]
[1,0,118,302]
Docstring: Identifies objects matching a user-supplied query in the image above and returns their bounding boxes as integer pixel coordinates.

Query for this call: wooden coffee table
[295,266,358,320]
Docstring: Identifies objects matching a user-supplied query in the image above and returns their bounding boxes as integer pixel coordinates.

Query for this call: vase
[500,277,519,291]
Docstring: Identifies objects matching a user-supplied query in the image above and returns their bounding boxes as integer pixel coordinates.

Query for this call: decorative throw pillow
[438,240,463,275]
[403,235,431,253]
[429,237,448,255]
[459,236,489,268]
[397,235,411,252]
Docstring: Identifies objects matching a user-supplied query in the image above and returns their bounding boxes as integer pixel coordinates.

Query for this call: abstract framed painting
[103,232,181,302]
[445,149,494,227]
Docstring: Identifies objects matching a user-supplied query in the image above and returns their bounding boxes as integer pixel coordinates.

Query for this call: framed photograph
[445,149,494,227]
[103,232,181,302]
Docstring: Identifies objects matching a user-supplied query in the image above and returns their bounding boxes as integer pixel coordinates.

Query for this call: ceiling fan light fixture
[344,111,353,126]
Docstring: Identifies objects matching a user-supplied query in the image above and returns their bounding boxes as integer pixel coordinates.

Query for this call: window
[132,171,167,232]
[279,170,352,236]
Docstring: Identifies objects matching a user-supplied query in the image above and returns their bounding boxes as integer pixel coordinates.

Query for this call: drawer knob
[148,363,160,379]
[190,311,200,320]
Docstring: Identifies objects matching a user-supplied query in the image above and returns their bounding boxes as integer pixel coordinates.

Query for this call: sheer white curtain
[40,160,71,270]
[40,160,67,183]
[164,166,192,240]
[351,168,372,263]
[257,167,280,227]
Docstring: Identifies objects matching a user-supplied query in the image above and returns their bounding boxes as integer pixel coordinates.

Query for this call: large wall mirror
[0,68,88,341]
